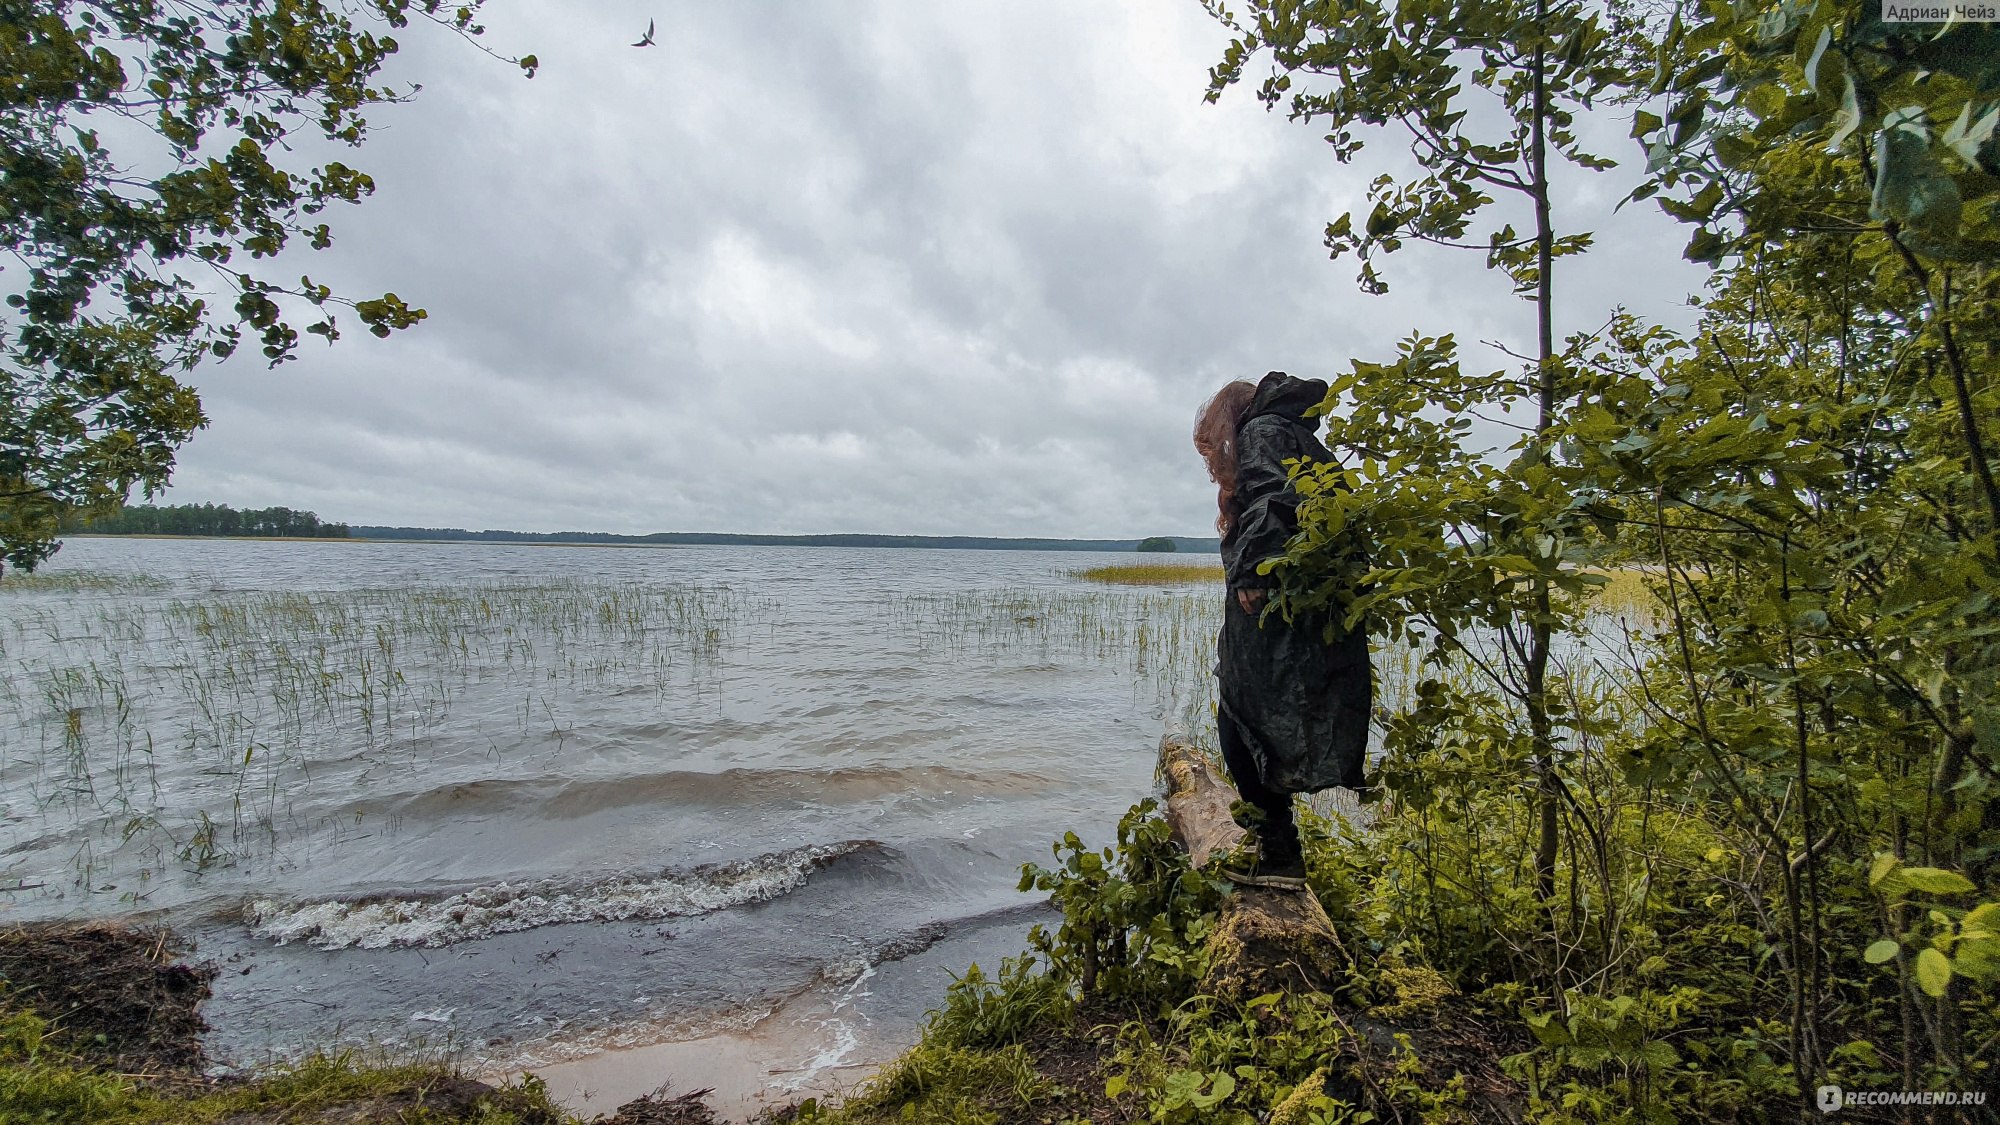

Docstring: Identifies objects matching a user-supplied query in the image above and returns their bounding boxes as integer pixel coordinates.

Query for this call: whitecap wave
[246,840,881,950]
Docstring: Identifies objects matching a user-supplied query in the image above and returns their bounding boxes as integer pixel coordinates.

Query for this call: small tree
[1204,0,1641,906]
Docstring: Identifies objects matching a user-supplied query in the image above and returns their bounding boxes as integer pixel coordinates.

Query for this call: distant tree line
[349,527,1221,552]
[80,504,351,539]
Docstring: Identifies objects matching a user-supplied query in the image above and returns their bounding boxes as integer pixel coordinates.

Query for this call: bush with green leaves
[1018,797,1230,1005]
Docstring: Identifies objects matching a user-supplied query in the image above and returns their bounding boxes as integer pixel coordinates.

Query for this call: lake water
[0,537,1231,1116]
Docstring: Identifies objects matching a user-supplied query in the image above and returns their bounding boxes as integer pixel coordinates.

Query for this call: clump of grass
[1071,563,1224,585]
[0,1008,569,1124]
[1587,568,1663,626]
[806,1042,1053,1124]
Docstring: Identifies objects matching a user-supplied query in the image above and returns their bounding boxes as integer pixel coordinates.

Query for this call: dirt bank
[0,921,754,1124]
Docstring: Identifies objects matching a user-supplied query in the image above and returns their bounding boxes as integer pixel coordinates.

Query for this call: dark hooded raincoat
[1216,372,1372,793]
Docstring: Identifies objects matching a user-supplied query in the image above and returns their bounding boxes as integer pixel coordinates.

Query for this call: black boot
[1223,832,1308,890]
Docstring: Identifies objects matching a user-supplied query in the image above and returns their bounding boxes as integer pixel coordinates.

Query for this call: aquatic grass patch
[886,585,1229,740]
[1585,568,1662,627]
[0,578,769,894]
[882,584,1528,771]
[1070,563,1225,585]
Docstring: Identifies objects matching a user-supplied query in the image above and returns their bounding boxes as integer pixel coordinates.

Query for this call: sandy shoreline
[524,972,891,1122]
[511,901,1059,1122]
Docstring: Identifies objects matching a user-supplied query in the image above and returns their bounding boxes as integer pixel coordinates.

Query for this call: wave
[245,839,884,950]
[362,764,1053,821]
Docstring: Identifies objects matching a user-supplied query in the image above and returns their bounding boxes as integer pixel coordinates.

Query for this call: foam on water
[246,840,881,950]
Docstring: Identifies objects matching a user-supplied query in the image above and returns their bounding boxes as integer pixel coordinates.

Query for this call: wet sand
[531,981,885,1121]
[525,905,1056,1123]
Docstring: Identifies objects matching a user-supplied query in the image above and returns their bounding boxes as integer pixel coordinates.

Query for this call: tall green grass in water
[5,560,1639,889]
[1,578,768,885]
[901,572,1645,828]
[893,580,1412,829]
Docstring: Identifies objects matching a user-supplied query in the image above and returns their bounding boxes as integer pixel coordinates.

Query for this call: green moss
[1367,953,1456,1021]
[1266,1068,1328,1125]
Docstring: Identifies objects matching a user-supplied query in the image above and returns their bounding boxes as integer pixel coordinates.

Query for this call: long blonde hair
[1192,380,1258,538]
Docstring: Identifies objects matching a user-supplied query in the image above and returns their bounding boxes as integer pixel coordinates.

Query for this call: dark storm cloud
[162,1,1708,537]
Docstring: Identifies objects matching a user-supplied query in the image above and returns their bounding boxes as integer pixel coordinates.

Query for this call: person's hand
[1235,587,1267,615]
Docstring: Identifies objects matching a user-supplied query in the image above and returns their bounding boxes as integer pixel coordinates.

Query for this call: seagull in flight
[632,19,656,47]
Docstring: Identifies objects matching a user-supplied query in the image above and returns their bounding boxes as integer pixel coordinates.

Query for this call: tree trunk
[1158,731,1345,998]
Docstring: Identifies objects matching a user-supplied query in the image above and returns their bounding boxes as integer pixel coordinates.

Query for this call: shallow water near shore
[1,537,1228,1112]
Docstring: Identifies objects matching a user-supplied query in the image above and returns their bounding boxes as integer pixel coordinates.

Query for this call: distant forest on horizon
[73,504,1221,553]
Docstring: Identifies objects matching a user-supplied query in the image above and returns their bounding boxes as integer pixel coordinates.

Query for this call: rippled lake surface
[1,537,1230,1085]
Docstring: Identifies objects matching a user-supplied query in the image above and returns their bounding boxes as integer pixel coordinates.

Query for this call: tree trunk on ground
[1158,731,1345,998]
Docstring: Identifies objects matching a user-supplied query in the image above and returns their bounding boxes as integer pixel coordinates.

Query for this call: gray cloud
[162,1,1709,537]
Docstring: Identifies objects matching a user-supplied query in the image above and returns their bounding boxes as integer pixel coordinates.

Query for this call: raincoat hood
[1242,371,1328,428]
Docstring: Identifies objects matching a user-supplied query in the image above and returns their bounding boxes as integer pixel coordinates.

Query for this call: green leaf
[1901,867,1978,895]
[1526,1010,1572,1046]
[1865,939,1900,963]
[1637,1039,1680,1069]
[1104,1074,1128,1099]
[1963,903,2000,936]
[1915,948,1952,997]
[1870,853,1902,888]
[1684,228,1725,262]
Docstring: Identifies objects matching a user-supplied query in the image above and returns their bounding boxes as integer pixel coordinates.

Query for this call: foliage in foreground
[793,767,1994,1124]
[1186,0,2000,1117]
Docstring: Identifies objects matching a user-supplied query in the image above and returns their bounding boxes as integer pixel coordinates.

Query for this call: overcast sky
[160,1,1709,538]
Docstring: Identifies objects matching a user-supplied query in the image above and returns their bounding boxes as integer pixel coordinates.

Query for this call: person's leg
[1217,708,1301,866]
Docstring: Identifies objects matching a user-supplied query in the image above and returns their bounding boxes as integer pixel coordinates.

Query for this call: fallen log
[1157,729,1345,998]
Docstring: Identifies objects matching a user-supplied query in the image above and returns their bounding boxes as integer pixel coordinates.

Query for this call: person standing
[1192,371,1373,889]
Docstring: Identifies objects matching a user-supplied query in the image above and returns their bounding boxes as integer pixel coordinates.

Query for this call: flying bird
[632,19,656,47]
